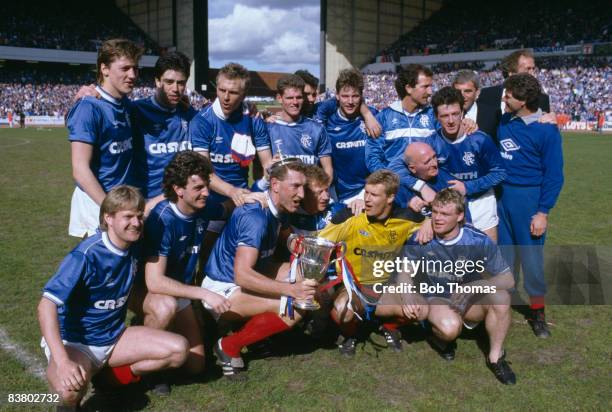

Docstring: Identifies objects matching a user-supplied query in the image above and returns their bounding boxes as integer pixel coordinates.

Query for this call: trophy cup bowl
[288,234,338,310]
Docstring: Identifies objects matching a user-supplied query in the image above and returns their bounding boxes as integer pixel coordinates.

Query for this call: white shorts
[176,297,192,312]
[201,276,240,319]
[40,337,115,369]
[467,189,498,231]
[206,220,226,234]
[68,187,100,238]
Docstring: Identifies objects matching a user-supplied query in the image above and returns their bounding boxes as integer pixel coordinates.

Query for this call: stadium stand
[0,0,160,53]
[376,0,611,61]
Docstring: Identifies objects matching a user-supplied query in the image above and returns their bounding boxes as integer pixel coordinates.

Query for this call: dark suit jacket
[478,84,550,113]
[474,100,501,143]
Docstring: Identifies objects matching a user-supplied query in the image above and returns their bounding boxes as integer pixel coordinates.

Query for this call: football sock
[96,365,141,386]
[529,296,545,311]
[221,312,289,358]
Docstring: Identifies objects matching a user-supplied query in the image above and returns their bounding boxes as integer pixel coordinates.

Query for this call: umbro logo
[359,229,370,237]
[179,235,188,241]
[500,139,520,152]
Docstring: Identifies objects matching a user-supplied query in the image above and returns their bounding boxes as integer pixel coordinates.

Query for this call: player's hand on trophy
[461,118,479,134]
[229,187,252,207]
[202,290,231,314]
[415,217,433,244]
[74,84,99,102]
[448,179,467,195]
[530,212,548,237]
[292,279,317,300]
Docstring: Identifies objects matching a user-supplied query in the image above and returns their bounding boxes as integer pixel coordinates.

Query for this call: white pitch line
[0,139,32,149]
[0,327,45,380]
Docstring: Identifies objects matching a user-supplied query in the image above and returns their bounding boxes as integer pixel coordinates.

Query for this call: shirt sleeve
[235,211,267,249]
[464,135,507,195]
[365,111,388,172]
[314,98,338,123]
[538,126,564,214]
[189,112,212,152]
[42,252,87,306]
[66,99,100,145]
[252,117,271,152]
[483,238,510,276]
[143,213,173,258]
[316,125,332,158]
[319,211,352,243]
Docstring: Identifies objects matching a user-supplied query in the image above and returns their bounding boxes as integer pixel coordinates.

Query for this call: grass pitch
[0,128,610,411]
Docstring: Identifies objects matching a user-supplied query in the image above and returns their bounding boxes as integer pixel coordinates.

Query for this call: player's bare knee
[167,335,190,367]
[146,295,178,327]
[436,317,462,341]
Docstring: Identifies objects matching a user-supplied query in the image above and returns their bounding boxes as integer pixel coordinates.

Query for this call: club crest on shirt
[300,134,312,148]
[181,119,188,132]
[359,229,370,237]
[388,230,398,243]
[419,115,430,127]
[462,151,475,166]
[196,218,205,234]
[359,121,366,134]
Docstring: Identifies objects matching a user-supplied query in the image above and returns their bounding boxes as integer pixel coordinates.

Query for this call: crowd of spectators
[1,57,609,122]
[0,0,160,53]
[377,0,611,60]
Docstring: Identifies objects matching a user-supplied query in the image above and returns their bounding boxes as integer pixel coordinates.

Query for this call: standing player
[190,63,273,255]
[294,69,320,119]
[393,87,506,240]
[319,171,425,355]
[402,189,516,384]
[201,161,317,378]
[497,73,564,338]
[314,69,376,209]
[67,39,143,237]
[268,74,333,179]
[139,152,236,392]
[365,64,436,173]
[38,186,189,408]
[131,51,197,208]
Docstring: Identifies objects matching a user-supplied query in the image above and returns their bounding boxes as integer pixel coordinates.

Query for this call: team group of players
[37,39,564,407]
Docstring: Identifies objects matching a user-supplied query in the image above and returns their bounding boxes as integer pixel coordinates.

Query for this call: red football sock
[96,365,141,386]
[383,317,409,331]
[221,312,290,358]
[529,296,545,310]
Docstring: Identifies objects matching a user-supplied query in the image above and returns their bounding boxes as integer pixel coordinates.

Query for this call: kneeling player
[403,189,516,384]
[202,161,317,378]
[140,152,262,391]
[38,186,189,408]
[319,170,427,356]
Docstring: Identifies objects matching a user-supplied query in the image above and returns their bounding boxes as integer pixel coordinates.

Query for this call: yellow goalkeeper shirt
[319,207,423,284]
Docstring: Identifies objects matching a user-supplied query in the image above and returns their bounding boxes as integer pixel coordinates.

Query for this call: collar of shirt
[169,201,194,221]
[102,231,129,256]
[435,227,464,245]
[266,191,280,218]
[275,116,302,126]
[96,85,122,105]
[465,102,478,122]
[151,95,176,113]
[520,108,543,125]
[390,100,430,117]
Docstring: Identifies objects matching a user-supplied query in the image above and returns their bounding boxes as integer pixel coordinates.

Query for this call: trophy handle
[328,241,347,265]
[287,233,303,256]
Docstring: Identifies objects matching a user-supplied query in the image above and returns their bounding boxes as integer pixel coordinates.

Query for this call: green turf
[0,128,610,410]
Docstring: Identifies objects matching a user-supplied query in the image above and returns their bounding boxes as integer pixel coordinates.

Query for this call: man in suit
[478,49,550,114]
[453,70,500,141]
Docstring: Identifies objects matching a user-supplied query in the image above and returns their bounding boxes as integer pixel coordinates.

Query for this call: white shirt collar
[390,100,429,116]
[465,102,478,122]
[436,227,464,246]
[441,130,468,145]
[170,201,193,220]
[266,191,280,218]
[96,86,121,105]
[102,231,128,256]
[212,98,227,120]
[275,116,302,126]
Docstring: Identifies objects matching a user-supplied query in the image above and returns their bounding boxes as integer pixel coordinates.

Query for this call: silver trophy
[287,234,343,310]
